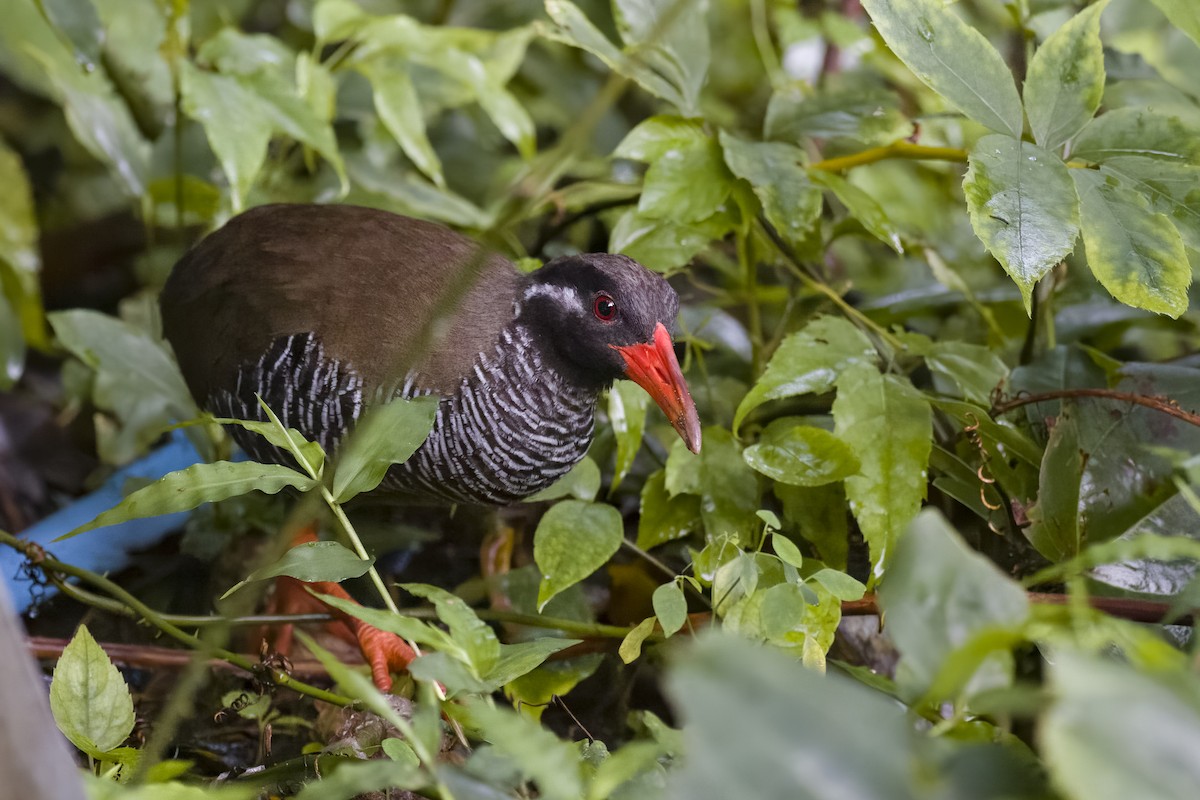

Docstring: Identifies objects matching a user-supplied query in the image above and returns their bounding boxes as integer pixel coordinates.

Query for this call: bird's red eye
[594,294,617,321]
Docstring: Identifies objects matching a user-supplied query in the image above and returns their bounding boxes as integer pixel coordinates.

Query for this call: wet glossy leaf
[36,0,104,67]
[878,510,1029,700]
[1073,168,1191,317]
[743,422,859,487]
[223,541,373,598]
[1072,109,1200,166]
[616,117,733,224]
[609,209,731,272]
[734,316,876,432]
[698,427,760,542]
[860,0,1023,136]
[665,633,918,800]
[1043,651,1200,800]
[719,132,821,243]
[765,86,912,148]
[613,0,710,115]
[332,396,439,502]
[1100,157,1200,252]
[1024,2,1107,150]
[653,582,688,636]
[535,500,624,610]
[833,365,932,575]
[963,134,1080,310]
[49,625,135,754]
[60,461,317,539]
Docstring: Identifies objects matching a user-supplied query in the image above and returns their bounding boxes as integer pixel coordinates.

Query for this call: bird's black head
[519,253,701,453]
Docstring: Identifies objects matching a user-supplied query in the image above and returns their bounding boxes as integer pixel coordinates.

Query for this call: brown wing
[161,204,521,403]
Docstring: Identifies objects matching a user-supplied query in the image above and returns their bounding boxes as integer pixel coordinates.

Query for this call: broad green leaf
[637,469,702,549]
[613,0,710,115]
[609,379,650,491]
[653,581,688,636]
[402,583,499,677]
[535,500,624,610]
[1024,404,1084,562]
[765,86,913,148]
[180,63,272,210]
[665,633,918,800]
[809,170,903,253]
[619,616,658,664]
[467,700,584,800]
[776,482,849,570]
[609,208,731,272]
[221,541,373,599]
[314,591,457,655]
[332,396,439,502]
[963,134,1080,311]
[485,638,581,689]
[1072,109,1200,166]
[859,0,1023,137]
[758,582,808,639]
[770,532,804,569]
[719,132,822,243]
[919,341,1009,405]
[833,365,932,576]
[1043,651,1200,800]
[293,759,423,800]
[36,0,104,67]
[734,316,876,432]
[524,457,602,502]
[50,625,135,754]
[0,137,44,351]
[878,510,1029,700]
[345,155,490,229]
[664,437,702,496]
[742,422,860,487]
[615,116,733,224]
[359,60,443,187]
[809,568,866,601]
[1100,157,1200,252]
[1147,0,1200,49]
[59,461,317,539]
[1024,2,1108,150]
[698,428,761,542]
[1073,168,1191,317]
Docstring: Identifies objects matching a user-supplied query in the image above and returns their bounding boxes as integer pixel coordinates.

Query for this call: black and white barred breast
[210,325,596,505]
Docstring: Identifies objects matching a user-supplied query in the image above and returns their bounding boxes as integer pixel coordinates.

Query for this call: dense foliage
[4,0,1200,797]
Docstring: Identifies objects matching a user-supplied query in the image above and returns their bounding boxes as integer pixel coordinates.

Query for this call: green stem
[0,530,351,706]
[811,141,968,173]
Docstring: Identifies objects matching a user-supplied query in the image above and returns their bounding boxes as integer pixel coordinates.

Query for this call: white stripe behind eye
[522,283,585,313]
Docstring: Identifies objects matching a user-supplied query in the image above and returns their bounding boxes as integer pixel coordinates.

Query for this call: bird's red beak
[613,322,702,454]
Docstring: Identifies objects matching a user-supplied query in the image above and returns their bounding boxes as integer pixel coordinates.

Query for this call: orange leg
[264,527,416,691]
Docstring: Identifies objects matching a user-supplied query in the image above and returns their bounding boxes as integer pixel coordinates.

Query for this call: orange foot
[263,528,416,691]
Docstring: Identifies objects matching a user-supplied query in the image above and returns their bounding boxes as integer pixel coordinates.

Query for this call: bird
[157,203,702,686]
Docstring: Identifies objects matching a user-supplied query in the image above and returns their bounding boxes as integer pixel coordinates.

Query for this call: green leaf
[859,0,1023,136]
[616,116,733,224]
[809,568,866,601]
[742,422,860,487]
[878,510,1029,700]
[49,625,135,754]
[698,428,761,543]
[535,500,624,610]
[221,541,373,599]
[1072,109,1200,166]
[36,0,104,67]
[619,616,658,664]
[486,638,581,689]
[665,633,918,800]
[467,700,583,800]
[332,396,439,502]
[612,0,710,115]
[402,583,499,677]
[776,482,849,570]
[637,469,702,549]
[524,457,602,503]
[653,582,688,636]
[832,365,932,575]
[609,208,731,272]
[758,582,808,639]
[718,132,822,243]
[770,532,804,569]
[0,291,23,390]
[1023,1,1108,150]
[1147,0,1200,50]
[1100,157,1200,252]
[1042,651,1200,800]
[1024,404,1084,562]
[917,340,1009,406]
[734,316,877,433]
[58,461,317,540]
[0,137,44,349]
[358,60,443,187]
[214,414,326,479]
[609,380,650,491]
[963,134,1080,311]
[810,170,904,253]
[765,86,913,149]
[1073,168,1191,317]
